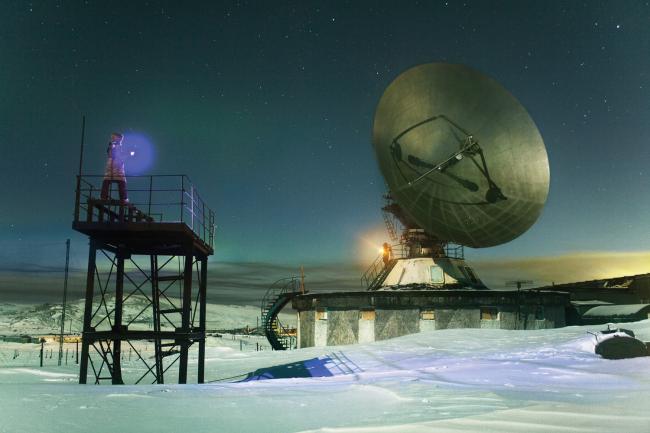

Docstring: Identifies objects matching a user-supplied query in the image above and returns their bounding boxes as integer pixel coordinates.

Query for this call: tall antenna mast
[74,116,86,222]
[78,115,86,176]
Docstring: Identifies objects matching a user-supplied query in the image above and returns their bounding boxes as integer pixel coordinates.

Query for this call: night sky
[2,1,650,302]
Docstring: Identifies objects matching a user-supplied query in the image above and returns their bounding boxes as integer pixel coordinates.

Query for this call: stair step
[159,308,183,315]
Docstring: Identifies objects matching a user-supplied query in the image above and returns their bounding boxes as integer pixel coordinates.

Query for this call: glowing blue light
[122,132,155,175]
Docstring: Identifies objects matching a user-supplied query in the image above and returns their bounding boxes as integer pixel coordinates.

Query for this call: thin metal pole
[74,116,86,222]
[58,239,70,366]
[78,115,86,176]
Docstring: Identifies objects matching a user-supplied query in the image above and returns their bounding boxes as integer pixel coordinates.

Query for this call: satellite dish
[372,63,549,248]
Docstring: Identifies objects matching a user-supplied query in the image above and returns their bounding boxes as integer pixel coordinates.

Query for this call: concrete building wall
[419,318,436,332]
[298,310,315,348]
[496,309,535,330]
[435,308,480,329]
[358,313,375,343]
[375,309,419,341]
[479,318,501,329]
[498,310,517,329]
[293,290,570,348]
[296,312,301,346]
[522,311,549,330]
[314,313,328,347]
[531,317,549,330]
[496,305,566,329]
[546,305,566,328]
[327,310,358,346]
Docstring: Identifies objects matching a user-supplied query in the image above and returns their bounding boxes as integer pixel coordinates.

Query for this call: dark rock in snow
[595,335,649,360]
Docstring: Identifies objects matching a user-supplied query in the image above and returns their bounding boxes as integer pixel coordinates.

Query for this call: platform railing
[360,241,464,289]
[442,244,464,260]
[74,174,215,249]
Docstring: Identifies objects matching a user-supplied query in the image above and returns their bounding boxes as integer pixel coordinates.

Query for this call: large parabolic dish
[372,63,549,248]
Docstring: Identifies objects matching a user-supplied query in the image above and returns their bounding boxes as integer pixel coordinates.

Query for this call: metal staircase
[360,193,401,291]
[361,256,398,291]
[261,277,302,350]
[382,208,400,243]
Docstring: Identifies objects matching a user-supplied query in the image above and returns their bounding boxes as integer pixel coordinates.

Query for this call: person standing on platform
[382,242,392,266]
[100,132,129,203]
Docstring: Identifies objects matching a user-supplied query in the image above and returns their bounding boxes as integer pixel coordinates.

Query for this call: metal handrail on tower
[74,174,215,251]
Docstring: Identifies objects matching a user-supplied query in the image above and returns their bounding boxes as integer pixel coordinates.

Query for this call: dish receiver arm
[405,134,479,186]
[392,114,507,203]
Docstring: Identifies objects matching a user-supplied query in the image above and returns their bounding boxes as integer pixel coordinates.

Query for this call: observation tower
[73,174,214,384]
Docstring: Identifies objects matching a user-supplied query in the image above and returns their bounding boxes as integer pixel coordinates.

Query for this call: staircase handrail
[361,255,384,288]
[260,277,300,315]
[260,277,301,350]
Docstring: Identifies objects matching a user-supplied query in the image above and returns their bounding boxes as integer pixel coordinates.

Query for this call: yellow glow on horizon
[472,250,650,287]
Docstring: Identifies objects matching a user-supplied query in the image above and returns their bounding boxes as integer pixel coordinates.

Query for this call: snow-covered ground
[1,302,649,433]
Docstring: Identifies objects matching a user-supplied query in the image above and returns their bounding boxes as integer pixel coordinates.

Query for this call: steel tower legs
[78,242,207,385]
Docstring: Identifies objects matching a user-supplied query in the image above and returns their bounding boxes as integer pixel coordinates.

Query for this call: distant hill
[0,297,296,336]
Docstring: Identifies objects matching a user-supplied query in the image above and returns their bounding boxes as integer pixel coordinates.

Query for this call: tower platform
[73,175,214,255]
